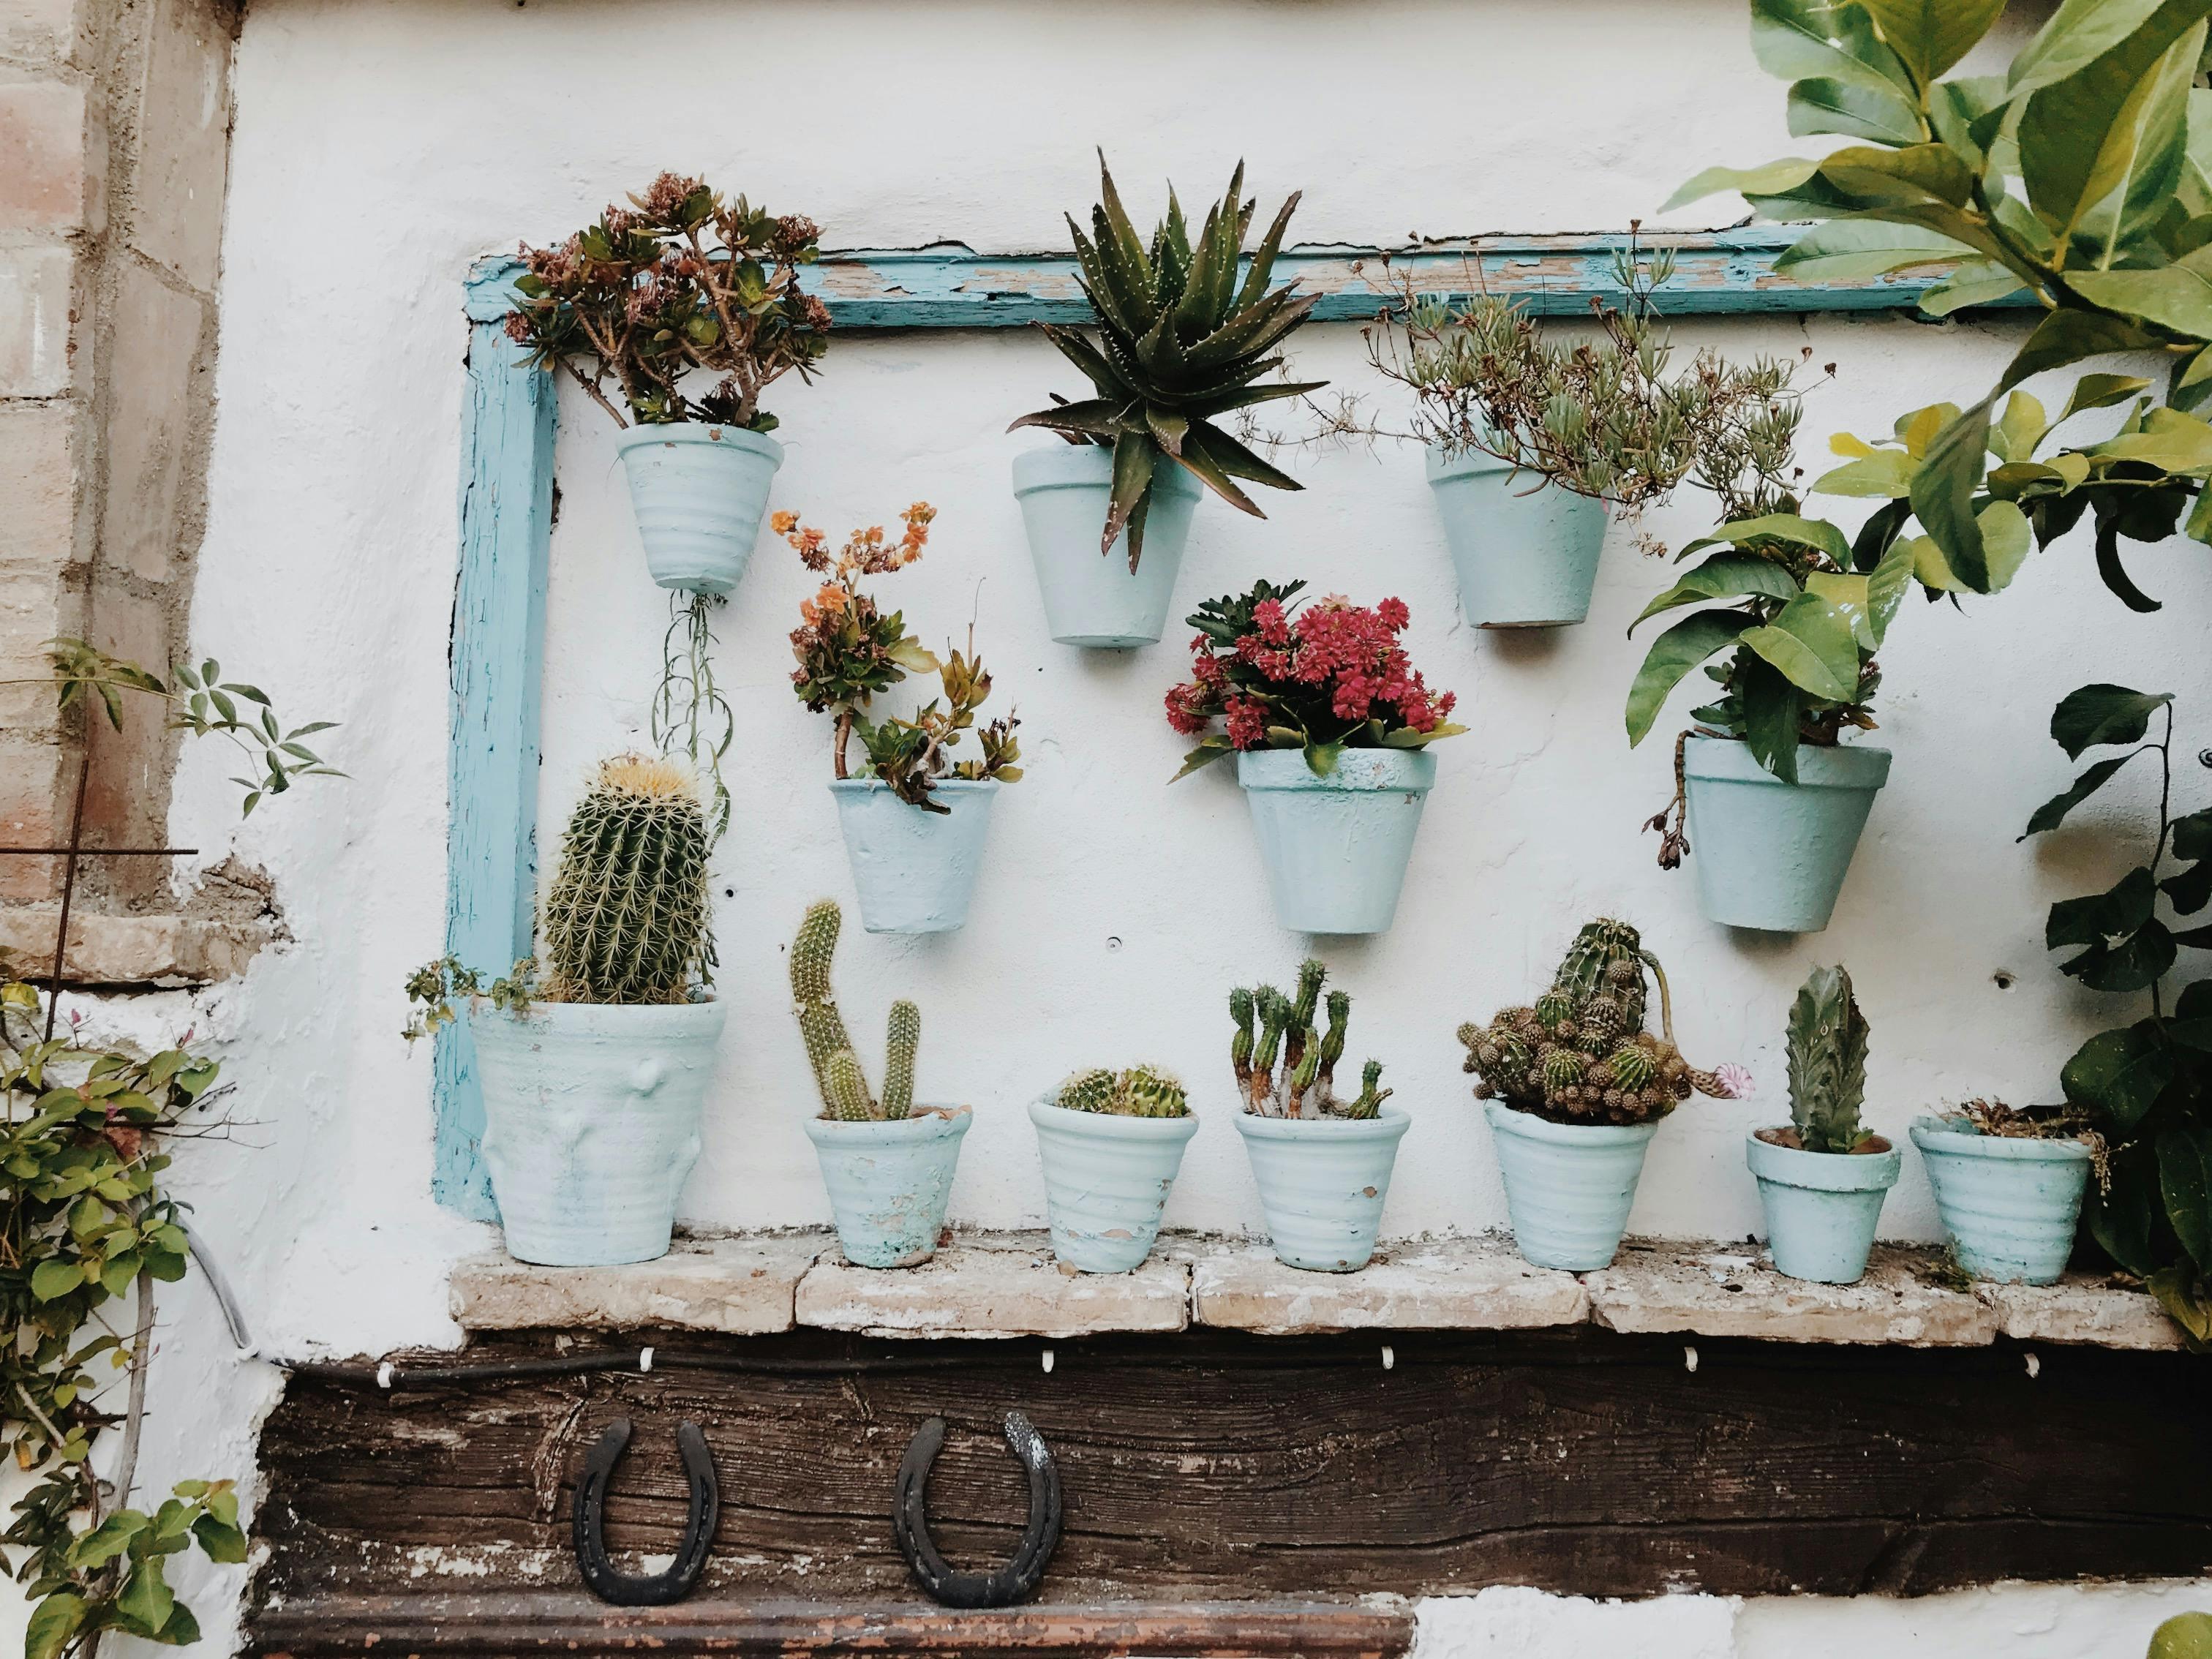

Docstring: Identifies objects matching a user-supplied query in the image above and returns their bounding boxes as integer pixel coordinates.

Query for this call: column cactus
[790,898,919,1123]
[1227,958,1385,1119]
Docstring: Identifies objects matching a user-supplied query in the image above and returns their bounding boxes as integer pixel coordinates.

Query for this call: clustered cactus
[1458,919,1730,1126]
[1230,958,1389,1119]
[540,755,715,1004]
[791,898,917,1122]
[1056,1064,1190,1118]
[1786,965,1872,1154]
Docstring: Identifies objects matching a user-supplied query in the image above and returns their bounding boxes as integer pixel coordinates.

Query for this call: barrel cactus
[1055,1064,1190,1118]
[1786,964,1872,1154]
[791,898,918,1122]
[1458,919,1735,1126]
[541,754,715,1004]
[1229,958,1389,1119]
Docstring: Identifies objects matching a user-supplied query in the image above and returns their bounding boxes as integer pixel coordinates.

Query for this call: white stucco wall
[56,0,2208,1652]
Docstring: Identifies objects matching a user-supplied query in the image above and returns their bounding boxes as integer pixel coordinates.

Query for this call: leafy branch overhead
[1009,156,1324,571]
[1673,0,2212,608]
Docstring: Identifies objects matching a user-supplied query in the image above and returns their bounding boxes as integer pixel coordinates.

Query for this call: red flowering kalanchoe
[1166,579,1464,778]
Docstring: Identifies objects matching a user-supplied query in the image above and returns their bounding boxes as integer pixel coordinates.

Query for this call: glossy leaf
[2150,1612,2212,1659]
[1630,554,1800,628]
[1625,609,1755,745]
[1739,590,1862,701]
[2160,1126,2212,1270]
[2053,682,2172,756]
[2062,1019,2176,1126]
[1858,0,2008,84]
[1772,219,1977,282]
[2021,751,2140,836]
[1661,157,1820,213]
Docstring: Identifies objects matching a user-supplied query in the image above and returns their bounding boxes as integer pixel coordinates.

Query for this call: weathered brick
[0,244,80,396]
[0,401,80,573]
[0,565,73,736]
[77,574,173,887]
[124,0,230,291]
[101,261,206,584]
[0,737,69,901]
[0,75,104,236]
[0,0,85,65]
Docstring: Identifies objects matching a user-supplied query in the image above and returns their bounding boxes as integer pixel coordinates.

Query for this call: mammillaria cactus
[1786,965,1872,1154]
[1056,1064,1190,1119]
[1230,958,1389,1119]
[790,898,917,1122]
[1458,919,1736,1126]
[541,755,715,1004]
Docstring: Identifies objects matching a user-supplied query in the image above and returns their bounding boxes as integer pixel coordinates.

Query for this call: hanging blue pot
[1910,1114,2091,1285]
[1484,1101,1655,1271]
[1029,1097,1200,1272]
[803,1105,972,1268]
[1012,445,1204,647]
[1682,734,1891,934]
[1424,444,1607,628]
[1746,1129,1903,1284]
[1235,748,1436,935]
[614,423,784,595]
[1233,1107,1411,1272]
[472,998,726,1267]
[830,778,999,934]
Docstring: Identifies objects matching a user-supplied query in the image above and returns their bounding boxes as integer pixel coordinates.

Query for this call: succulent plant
[1786,965,1871,1155]
[1459,919,1733,1126]
[1230,958,1388,1120]
[1008,157,1324,571]
[540,755,715,1004]
[1056,1064,1190,1119]
[791,898,917,1122]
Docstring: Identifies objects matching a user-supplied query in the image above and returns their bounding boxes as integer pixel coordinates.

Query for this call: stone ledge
[1192,1238,1586,1335]
[1583,1242,2000,1347]
[452,1237,820,1336]
[794,1233,1190,1339]
[1982,1275,2186,1351]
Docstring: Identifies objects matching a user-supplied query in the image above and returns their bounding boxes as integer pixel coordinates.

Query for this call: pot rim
[1746,1126,1904,1190]
[1012,442,1205,498]
[613,421,785,460]
[802,1103,972,1144]
[1030,1096,1203,1140]
[1482,1098,1660,1146]
[1908,1113,2093,1161]
[1682,731,1892,789]
[827,776,1000,797]
[468,995,724,1031]
[1232,1103,1411,1140]
[1234,746,1439,791]
[1423,438,1580,484]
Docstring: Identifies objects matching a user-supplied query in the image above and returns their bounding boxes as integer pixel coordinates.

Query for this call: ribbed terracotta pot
[1746,1129,1903,1285]
[1485,1102,1655,1271]
[614,423,783,595]
[1233,1107,1410,1272]
[804,1105,972,1269]
[1910,1114,2091,1285]
[1029,1097,1200,1272]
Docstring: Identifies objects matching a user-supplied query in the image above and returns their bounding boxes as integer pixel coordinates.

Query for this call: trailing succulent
[1783,965,1874,1154]
[1459,919,1740,1126]
[1009,157,1323,571]
[1056,1065,1189,1119]
[1230,958,1390,1120]
[791,900,919,1124]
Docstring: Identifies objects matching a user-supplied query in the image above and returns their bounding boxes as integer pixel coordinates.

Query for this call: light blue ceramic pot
[1485,1102,1655,1271]
[1233,1107,1411,1272]
[804,1106,972,1268]
[1910,1114,2091,1285]
[614,423,784,595]
[1029,1096,1201,1272]
[471,997,726,1267]
[1683,734,1892,934]
[1746,1129,1903,1284]
[1424,444,1607,628]
[830,778,999,934]
[1236,748,1437,935]
[1012,445,1204,647]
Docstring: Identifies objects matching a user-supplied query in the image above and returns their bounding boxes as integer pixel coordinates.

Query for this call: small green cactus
[541,755,715,1004]
[1227,958,1385,1119]
[1786,964,1871,1154]
[790,898,920,1122]
[1056,1064,1189,1118]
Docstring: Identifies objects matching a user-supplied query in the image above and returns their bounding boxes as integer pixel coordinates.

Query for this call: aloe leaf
[1186,421,1300,491]
[1234,189,1303,312]
[1102,429,1158,560]
[1169,430,1262,516]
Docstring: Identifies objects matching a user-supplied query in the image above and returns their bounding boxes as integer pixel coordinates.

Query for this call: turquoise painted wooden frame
[432,229,2010,1215]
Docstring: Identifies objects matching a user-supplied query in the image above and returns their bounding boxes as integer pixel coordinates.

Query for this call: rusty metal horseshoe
[571,1418,718,1606]
[893,1411,1062,1609]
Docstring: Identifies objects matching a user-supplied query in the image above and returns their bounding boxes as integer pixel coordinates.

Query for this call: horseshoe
[893,1411,1062,1609]
[571,1418,718,1606]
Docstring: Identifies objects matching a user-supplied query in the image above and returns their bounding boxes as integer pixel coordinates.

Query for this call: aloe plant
[1009,156,1324,571]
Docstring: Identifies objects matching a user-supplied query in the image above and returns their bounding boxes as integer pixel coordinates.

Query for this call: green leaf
[1864,533,1916,644]
[1688,512,1855,563]
[190,1515,247,1565]
[2091,406,2212,471]
[2053,682,2172,756]
[2047,865,2156,949]
[1857,0,2008,84]
[2062,1020,2176,1126]
[114,1558,175,1639]
[1917,262,2031,315]
[1170,738,1234,782]
[1630,554,1801,629]
[1738,658,1805,783]
[2070,259,2212,339]
[2009,0,2173,99]
[1739,591,1862,701]
[2021,752,2140,836]
[1625,610,1755,745]
[29,1258,82,1301]
[1977,497,2033,590]
[2000,308,2162,396]
[1661,157,1822,213]
[2064,372,2156,418]
[1772,219,1978,282]
[2150,1612,2212,1659]
[2160,1126,2212,1270]
[25,1592,86,1659]
[1751,0,1907,86]
[1907,399,1995,591]
[1788,74,1925,146]
[1814,448,1916,497]
[1804,569,1874,648]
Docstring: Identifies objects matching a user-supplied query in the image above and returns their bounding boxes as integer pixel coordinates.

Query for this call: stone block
[1,0,84,64]
[1192,1236,1588,1334]
[0,739,69,905]
[795,1231,1190,1339]
[78,573,174,890]
[0,75,102,236]
[1983,1275,2186,1351]
[451,1236,821,1336]
[0,244,80,396]
[0,401,80,573]
[126,0,230,290]
[0,565,73,735]
[100,261,207,584]
[1582,1241,1998,1347]
[0,906,261,985]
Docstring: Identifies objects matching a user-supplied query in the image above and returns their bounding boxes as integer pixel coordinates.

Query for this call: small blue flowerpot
[830,778,1000,934]
[1910,1114,2091,1285]
[1235,748,1437,935]
[1485,1101,1655,1271]
[1683,734,1891,935]
[1746,1129,1903,1284]
[1013,445,1204,647]
[1233,1106,1411,1272]
[1030,1097,1200,1272]
[1425,444,1607,628]
[615,422,784,595]
[471,997,727,1266]
[803,1105,972,1269]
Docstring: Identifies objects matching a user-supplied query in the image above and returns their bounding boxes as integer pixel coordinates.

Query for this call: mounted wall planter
[470,998,727,1267]
[615,423,785,595]
[1909,1115,2092,1285]
[1682,734,1891,934]
[1236,748,1435,935]
[830,778,999,934]
[1424,445,1606,628]
[804,1105,973,1268]
[1028,1097,1201,1273]
[1233,1107,1410,1272]
[1485,1102,1655,1271]
[1746,1130,1903,1284]
[1012,445,1203,647]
